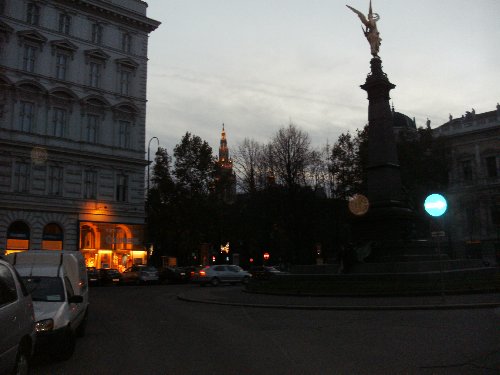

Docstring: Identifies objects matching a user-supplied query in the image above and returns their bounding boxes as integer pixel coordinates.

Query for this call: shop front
[79,221,146,272]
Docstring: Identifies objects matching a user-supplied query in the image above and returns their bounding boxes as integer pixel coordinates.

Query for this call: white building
[0,0,159,270]
[433,104,500,262]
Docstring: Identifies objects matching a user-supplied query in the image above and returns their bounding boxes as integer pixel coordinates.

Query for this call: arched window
[6,221,30,253]
[42,223,63,250]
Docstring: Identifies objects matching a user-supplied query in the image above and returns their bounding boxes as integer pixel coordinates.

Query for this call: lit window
[15,162,30,192]
[23,45,36,72]
[42,223,63,250]
[84,170,97,199]
[26,3,40,25]
[58,13,71,34]
[7,221,30,252]
[19,101,34,132]
[118,120,130,148]
[55,53,68,80]
[86,114,99,143]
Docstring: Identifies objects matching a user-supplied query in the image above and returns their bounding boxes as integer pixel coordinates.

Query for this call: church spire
[219,123,229,167]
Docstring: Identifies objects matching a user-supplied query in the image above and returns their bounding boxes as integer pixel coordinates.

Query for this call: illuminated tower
[215,124,236,203]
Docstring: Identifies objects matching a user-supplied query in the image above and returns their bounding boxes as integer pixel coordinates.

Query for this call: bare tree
[269,123,315,190]
[233,138,262,194]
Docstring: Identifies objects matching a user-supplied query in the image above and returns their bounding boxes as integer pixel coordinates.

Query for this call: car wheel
[210,277,220,287]
[57,327,76,361]
[13,347,29,375]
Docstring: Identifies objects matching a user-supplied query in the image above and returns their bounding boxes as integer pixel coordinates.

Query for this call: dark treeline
[146,123,448,267]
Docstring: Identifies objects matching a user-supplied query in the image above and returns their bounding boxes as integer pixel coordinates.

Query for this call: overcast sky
[144,0,500,154]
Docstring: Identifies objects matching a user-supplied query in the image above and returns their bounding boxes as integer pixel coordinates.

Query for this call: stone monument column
[355,57,415,259]
[361,58,403,207]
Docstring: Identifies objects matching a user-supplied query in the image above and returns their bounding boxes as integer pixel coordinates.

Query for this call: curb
[177,293,500,311]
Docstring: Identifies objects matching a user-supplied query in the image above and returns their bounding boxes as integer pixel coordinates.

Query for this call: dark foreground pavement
[179,286,500,372]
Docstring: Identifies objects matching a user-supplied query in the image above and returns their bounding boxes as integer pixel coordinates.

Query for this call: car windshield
[22,276,65,302]
[227,265,243,272]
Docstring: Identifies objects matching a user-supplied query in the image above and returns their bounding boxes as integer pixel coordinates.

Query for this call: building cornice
[53,0,161,33]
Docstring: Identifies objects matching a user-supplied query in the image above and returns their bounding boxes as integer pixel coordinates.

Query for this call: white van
[7,250,89,360]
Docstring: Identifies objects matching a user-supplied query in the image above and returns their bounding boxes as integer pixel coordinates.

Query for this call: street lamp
[147,136,160,205]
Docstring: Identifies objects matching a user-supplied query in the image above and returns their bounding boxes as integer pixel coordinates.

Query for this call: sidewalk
[178,286,500,310]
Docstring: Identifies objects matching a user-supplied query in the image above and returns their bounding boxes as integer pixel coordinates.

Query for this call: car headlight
[36,319,54,332]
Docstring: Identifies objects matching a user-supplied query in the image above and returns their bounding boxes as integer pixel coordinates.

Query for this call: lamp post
[147,136,159,208]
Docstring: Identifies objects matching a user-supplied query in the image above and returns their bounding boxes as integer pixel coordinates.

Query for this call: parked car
[8,250,89,361]
[121,265,159,285]
[249,265,284,280]
[86,267,100,286]
[0,256,36,375]
[98,269,122,286]
[159,266,190,284]
[193,265,251,286]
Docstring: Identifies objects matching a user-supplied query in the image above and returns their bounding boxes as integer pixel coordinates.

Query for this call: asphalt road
[32,284,500,375]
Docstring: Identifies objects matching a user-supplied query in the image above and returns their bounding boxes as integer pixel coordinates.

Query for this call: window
[51,108,66,137]
[80,225,95,249]
[84,170,97,199]
[91,23,103,44]
[461,160,473,181]
[485,156,498,178]
[19,101,34,132]
[49,166,63,196]
[120,70,131,95]
[58,13,71,34]
[26,3,40,25]
[89,62,101,87]
[23,45,36,72]
[15,162,30,192]
[55,53,68,80]
[6,221,30,253]
[121,32,131,53]
[86,114,99,143]
[116,174,128,201]
[118,120,130,148]
[42,223,63,250]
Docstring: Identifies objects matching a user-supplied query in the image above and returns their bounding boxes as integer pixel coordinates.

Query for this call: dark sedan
[159,266,190,284]
[98,268,122,286]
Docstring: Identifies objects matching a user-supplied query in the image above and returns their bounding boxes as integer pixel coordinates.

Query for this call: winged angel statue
[346,1,381,57]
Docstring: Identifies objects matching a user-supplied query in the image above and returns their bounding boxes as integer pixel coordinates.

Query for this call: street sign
[424,194,447,217]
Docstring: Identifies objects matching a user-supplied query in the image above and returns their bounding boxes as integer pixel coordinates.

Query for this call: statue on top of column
[346,1,382,57]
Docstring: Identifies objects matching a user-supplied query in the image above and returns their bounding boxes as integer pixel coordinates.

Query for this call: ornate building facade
[214,124,236,204]
[433,104,500,262]
[0,0,159,270]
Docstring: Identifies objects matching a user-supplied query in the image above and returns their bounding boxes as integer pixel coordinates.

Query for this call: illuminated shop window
[80,225,95,249]
[6,221,30,254]
[42,223,63,250]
